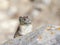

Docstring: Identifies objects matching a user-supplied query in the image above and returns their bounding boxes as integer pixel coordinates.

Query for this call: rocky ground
[2,25,60,45]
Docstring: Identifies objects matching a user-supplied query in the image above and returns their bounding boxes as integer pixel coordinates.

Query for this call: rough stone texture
[2,25,60,45]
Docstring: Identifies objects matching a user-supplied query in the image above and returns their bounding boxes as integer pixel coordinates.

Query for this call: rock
[2,25,60,45]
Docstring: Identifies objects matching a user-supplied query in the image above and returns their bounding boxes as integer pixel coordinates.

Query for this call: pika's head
[19,16,31,25]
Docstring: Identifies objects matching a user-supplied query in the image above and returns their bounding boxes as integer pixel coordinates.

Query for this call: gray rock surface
[2,25,60,45]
